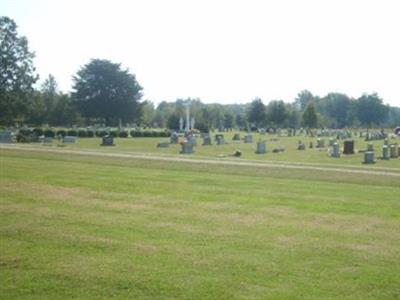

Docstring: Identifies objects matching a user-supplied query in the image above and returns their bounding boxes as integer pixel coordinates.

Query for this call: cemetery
[2,129,400,299]
[1,10,400,299]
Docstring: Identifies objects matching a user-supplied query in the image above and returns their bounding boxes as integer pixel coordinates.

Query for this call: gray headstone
[232,133,241,141]
[256,141,266,154]
[390,144,398,158]
[180,142,194,154]
[170,132,179,144]
[63,136,76,144]
[43,137,53,145]
[316,138,325,148]
[331,142,340,158]
[101,135,114,146]
[215,134,225,145]
[382,145,390,160]
[202,136,212,146]
[244,134,253,143]
[363,151,375,164]
[297,141,306,150]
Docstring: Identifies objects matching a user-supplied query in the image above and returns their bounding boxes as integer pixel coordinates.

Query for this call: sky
[1,0,400,106]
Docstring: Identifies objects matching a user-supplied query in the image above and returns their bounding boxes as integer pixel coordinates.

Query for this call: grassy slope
[1,149,400,299]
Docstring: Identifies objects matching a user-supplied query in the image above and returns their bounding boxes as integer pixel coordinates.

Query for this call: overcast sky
[2,0,399,106]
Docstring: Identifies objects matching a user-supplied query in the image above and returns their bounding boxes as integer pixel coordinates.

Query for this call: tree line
[1,16,399,130]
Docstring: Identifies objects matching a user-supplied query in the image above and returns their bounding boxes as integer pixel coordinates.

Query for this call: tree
[247,98,266,128]
[72,59,142,125]
[267,100,288,127]
[356,93,388,127]
[302,103,318,128]
[40,74,59,124]
[140,100,155,126]
[295,90,314,111]
[319,93,352,128]
[0,16,38,124]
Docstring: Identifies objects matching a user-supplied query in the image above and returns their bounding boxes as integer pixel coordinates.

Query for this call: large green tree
[302,103,318,128]
[0,16,38,124]
[295,90,314,111]
[319,93,352,128]
[267,100,288,127]
[72,59,142,125]
[247,98,266,128]
[356,93,388,127]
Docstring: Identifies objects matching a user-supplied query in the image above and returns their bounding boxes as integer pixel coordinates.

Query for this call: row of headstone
[365,131,387,141]
[363,142,399,163]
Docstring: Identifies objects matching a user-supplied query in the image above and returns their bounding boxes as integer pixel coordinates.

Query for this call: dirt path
[2,144,400,177]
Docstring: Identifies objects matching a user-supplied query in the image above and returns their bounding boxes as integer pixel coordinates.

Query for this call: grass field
[1,135,400,299]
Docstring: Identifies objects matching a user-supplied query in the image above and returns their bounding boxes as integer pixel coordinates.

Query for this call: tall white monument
[179,117,183,131]
[185,103,190,132]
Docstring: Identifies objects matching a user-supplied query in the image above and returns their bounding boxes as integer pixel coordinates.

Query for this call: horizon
[1,0,400,107]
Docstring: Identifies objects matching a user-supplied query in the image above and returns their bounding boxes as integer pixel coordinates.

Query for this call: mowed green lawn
[1,148,400,299]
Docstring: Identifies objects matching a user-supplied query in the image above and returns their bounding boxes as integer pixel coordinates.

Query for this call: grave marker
[255,141,266,154]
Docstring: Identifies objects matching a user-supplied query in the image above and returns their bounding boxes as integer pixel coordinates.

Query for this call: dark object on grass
[101,135,114,146]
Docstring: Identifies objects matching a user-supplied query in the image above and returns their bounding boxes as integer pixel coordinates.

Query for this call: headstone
[382,145,390,160]
[215,134,225,145]
[244,134,253,143]
[187,135,197,146]
[343,140,355,154]
[180,142,194,154]
[363,151,375,164]
[232,133,241,141]
[297,141,306,150]
[202,135,212,146]
[62,136,76,144]
[331,142,340,158]
[390,144,398,158]
[43,137,53,145]
[170,132,179,144]
[316,138,325,148]
[256,141,266,154]
[101,135,114,146]
[0,131,13,143]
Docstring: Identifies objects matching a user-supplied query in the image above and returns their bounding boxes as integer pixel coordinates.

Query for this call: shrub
[67,129,77,136]
[56,129,67,137]
[130,130,142,137]
[159,131,171,137]
[16,129,32,143]
[87,130,94,138]
[95,130,108,137]
[44,129,55,138]
[119,131,128,138]
[32,128,43,136]
[109,130,119,137]
[78,130,87,137]
[143,131,152,137]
